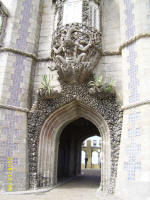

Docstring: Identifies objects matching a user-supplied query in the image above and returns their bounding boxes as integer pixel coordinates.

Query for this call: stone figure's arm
[53,46,63,54]
[78,43,92,52]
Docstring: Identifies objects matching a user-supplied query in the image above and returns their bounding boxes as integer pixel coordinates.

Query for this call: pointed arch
[38,100,111,191]
[28,83,122,193]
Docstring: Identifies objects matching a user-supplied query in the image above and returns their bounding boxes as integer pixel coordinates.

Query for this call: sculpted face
[62,39,75,54]
[63,39,74,48]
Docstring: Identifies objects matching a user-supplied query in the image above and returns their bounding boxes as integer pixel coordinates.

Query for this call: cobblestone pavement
[0,169,101,200]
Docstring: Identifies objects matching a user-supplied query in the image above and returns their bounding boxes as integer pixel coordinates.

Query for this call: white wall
[81,151,85,164]
[92,151,99,164]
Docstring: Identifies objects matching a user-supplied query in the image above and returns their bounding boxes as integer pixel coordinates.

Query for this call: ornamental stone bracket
[51,23,102,84]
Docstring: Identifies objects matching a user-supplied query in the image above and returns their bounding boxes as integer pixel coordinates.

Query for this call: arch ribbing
[38,100,111,191]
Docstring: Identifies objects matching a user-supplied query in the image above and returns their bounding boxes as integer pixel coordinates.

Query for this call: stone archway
[28,83,122,194]
[38,101,111,191]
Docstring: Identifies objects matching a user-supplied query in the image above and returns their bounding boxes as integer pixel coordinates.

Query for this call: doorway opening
[57,118,101,187]
[37,101,113,192]
[81,136,101,170]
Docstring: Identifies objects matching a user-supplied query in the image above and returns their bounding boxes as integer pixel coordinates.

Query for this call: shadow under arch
[38,100,111,192]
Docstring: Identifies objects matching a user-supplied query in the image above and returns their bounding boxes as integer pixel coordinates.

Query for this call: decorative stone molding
[122,99,150,111]
[51,23,102,83]
[0,32,150,61]
[102,33,150,57]
[0,47,53,61]
[0,103,29,113]
[0,46,120,61]
[103,33,150,56]
[0,1,8,46]
[82,0,89,25]
[28,81,123,194]
[55,0,64,28]
[0,47,37,59]
[119,33,150,52]
[102,51,121,56]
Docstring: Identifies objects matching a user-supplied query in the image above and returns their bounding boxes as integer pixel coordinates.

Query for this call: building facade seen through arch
[81,136,101,169]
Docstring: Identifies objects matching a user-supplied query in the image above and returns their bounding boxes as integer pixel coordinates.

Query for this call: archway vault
[28,83,122,194]
[38,101,110,191]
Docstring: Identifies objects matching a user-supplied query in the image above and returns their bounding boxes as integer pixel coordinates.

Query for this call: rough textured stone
[28,80,123,193]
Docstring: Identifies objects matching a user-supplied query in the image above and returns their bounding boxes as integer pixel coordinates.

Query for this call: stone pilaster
[115,1,150,199]
[86,140,92,168]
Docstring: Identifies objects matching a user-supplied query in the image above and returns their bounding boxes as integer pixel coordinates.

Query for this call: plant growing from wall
[103,79,116,94]
[38,75,60,99]
[88,75,103,89]
[88,75,116,96]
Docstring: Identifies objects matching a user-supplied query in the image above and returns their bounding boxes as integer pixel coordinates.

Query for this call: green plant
[88,75,116,95]
[109,79,116,87]
[39,75,53,95]
[88,75,103,88]
[104,79,116,94]
[104,86,114,94]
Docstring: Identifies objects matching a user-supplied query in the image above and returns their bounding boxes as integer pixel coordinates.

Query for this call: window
[0,2,8,46]
[93,140,97,147]
[89,0,100,30]
[63,0,82,25]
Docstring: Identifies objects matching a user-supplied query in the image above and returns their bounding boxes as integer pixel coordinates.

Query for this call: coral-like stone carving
[0,1,8,46]
[28,81,122,193]
[82,0,89,25]
[55,0,64,28]
[51,23,102,83]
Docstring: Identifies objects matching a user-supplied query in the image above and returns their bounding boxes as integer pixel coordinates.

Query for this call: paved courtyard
[0,170,101,200]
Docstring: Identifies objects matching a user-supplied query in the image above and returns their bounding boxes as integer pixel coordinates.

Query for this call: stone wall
[115,1,150,200]
[0,0,42,191]
[38,0,55,58]
[33,0,123,103]
[0,0,123,193]
[0,0,149,198]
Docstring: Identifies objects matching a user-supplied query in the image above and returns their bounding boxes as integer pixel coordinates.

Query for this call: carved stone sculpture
[51,23,102,83]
